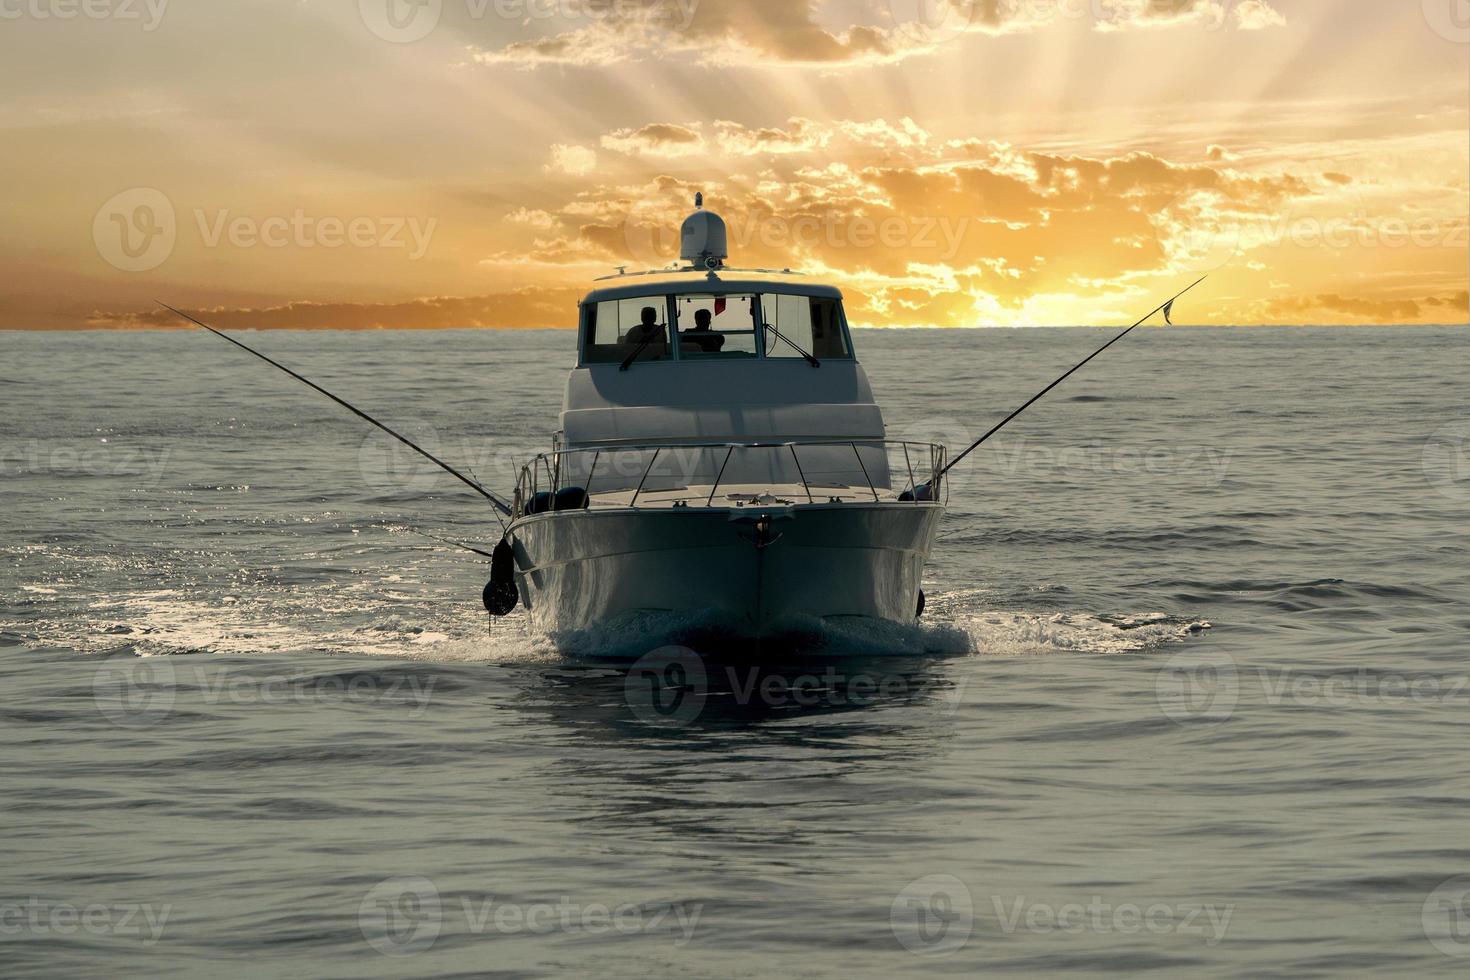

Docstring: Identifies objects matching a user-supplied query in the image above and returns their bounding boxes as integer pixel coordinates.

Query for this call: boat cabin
[580,278,851,366]
[563,197,885,452]
[527,196,942,508]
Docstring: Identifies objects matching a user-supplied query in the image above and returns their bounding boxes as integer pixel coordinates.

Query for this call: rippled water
[2,325,1467,976]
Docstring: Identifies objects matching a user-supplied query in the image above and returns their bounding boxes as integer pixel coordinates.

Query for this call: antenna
[694,192,703,209]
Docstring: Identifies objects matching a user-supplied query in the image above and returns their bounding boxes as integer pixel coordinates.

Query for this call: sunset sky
[4,0,1467,329]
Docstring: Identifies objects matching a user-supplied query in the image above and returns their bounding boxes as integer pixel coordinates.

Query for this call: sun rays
[2,0,1464,328]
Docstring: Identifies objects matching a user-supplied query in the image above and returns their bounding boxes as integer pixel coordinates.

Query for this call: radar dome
[680,193,727,270]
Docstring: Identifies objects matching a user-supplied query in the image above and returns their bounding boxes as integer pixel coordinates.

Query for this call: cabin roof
[581,269,843,306]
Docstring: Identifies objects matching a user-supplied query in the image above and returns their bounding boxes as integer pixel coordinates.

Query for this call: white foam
[8,576,1207,662]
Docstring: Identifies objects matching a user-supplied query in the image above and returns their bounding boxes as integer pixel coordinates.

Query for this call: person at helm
[624,306,666,351]
[684,308,726,353]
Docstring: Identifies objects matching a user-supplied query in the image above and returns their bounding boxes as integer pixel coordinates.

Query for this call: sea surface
[1,325,1467,977]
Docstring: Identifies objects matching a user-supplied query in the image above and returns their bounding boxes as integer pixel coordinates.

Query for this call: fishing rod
[937,275,1209,480]
[156,303,514,524]
[397,525,498,560]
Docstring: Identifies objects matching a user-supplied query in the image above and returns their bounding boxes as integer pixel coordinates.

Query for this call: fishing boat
[501,196,946,642]
[162,194,1204,652]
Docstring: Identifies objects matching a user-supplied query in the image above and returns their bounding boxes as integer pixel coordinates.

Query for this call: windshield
[583,296,670,364]
[581,290,850,364]
[674,293,758,359]
[762,294,848,360]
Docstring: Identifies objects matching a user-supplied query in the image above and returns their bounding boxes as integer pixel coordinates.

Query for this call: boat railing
[512,440,946,518]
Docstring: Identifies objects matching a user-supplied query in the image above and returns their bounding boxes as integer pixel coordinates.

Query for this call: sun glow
[3,0,1465,329]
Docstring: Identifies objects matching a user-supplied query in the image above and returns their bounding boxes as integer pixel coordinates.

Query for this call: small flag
[714,297,726,317]
[1162,299,1174,325]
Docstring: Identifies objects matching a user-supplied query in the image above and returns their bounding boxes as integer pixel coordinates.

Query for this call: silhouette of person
[686,308,725,353]
[624,306,665,351]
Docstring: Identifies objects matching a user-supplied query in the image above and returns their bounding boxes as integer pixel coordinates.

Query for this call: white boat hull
[508,502,944,645]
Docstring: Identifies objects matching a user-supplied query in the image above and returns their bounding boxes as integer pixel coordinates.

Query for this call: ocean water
[1,325,1467,977]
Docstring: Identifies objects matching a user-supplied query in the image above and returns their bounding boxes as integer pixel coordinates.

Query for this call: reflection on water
[501,650,969,852]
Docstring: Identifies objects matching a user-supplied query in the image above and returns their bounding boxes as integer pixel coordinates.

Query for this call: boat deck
[583,482,912,511]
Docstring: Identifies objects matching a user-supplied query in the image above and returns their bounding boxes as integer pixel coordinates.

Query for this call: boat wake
[4,570,1209,663]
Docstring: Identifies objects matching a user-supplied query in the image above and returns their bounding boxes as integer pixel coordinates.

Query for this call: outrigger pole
[156,303,515,521]
[938,275,1209,479]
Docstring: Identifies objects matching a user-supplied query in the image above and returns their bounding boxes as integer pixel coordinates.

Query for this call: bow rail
[512,440,945,518]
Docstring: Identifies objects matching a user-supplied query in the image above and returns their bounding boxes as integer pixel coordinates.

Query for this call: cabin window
[583,297,670,364]
[673,294,758,359]
[760,295,849,360]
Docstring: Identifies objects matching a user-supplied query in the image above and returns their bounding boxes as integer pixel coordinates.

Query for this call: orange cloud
[468,0,1288,70]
